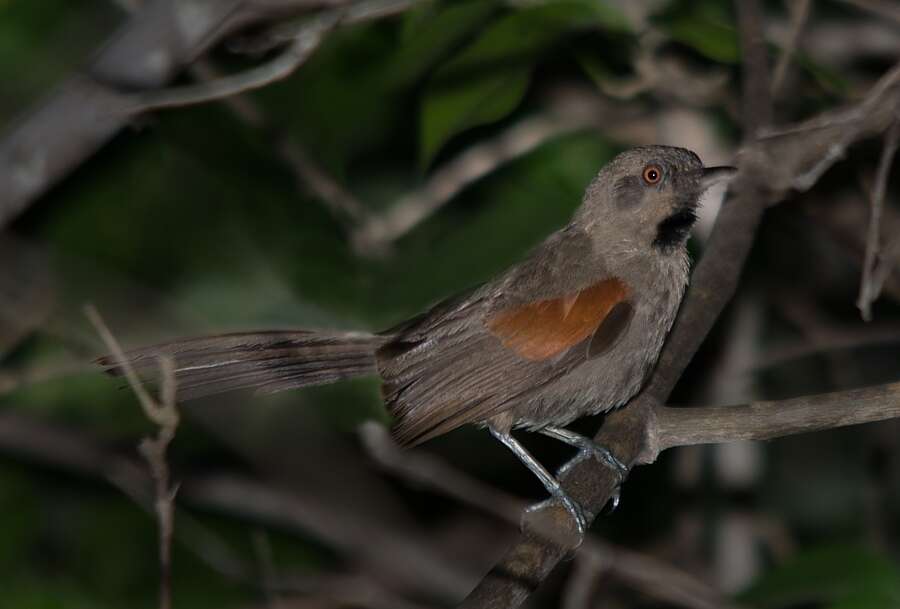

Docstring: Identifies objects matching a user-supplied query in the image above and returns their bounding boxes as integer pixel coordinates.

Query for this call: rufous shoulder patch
[487,278,630,361]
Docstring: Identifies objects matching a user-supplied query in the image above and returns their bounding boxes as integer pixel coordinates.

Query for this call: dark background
[1,1,899,607]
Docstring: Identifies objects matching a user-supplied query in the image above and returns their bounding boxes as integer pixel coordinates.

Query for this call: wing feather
[486,278,629,360]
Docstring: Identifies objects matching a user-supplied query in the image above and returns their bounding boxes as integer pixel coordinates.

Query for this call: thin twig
[0,410,469,599]
[771,0,811,97]
[253,530,284,609]
[351,113,589,252]
[736,0,773,135]
[130,0,419,113]
[839,0,900,25]
[85,305,180,609]
[190,60,368,225]
[351,94,650,252]
[857,118,900,320]
[0,0,402,226]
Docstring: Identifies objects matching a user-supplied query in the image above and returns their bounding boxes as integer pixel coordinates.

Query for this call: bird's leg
[539,426,628,512]
[489,428,587,538]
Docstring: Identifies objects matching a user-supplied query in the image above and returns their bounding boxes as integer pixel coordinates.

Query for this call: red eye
[642,165,662,185]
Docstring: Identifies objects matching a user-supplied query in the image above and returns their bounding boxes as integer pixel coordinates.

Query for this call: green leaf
[419,0,629,166]
[667,15,739,63]
[740,545,900,609]
[387,0,501,86]
[420,67,531,168]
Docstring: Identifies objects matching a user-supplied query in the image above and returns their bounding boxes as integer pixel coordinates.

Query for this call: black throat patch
[653,208,697,252]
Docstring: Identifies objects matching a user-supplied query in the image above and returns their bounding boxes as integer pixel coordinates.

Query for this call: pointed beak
[700,165,737,191]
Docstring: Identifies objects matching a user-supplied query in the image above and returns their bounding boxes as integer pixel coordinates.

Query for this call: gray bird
[101,146,735,535]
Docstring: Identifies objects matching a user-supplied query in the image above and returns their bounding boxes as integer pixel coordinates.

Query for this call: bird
[99,145,735,537]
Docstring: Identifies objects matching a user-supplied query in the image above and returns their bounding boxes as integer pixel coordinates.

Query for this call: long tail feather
[97,330,385,400]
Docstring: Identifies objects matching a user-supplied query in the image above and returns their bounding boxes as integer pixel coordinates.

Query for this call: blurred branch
[839,0,900,25]
[753,292,900,379]
[0,409,472,599]
[259,572,438,609]
[806,193,900,302]
[359,424,743,609]
[771,0,811,97]
[191,60,368,225]
[352,92,652,253]
[352,112,589,252]
[458,11,900,609]
[252,530,284,609]
[857,118,900,320]
[131,0,418,113]
[736,0,773,135]
[86,305,180,609]
[0,0,399,227]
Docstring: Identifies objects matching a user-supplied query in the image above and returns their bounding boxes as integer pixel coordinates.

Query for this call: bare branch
[771,0,811,97]
[0,410,471,598]
[653,381,900,452]
[130,0,418,113]
[0,0,397,227]
[857,118,900,320]
[736,0,773,136]
[85,305,180,609]
[252,530,284,609]
[839,0,900,25]
[84,305,161,424]
[190,59,368,225]
[352,93,652,253]
[352,112,589,252]
[360,422,523,522]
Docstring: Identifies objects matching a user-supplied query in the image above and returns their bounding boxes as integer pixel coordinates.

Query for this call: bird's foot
[524,489,587,545]
[557,441,627,513]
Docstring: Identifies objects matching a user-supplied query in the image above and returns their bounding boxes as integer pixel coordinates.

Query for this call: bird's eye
[642,165,662,185]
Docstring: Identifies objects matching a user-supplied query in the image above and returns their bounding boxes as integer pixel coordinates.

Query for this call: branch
[0,409,472,599]
[736,0,773,135]
[351,92,653,253]
[857,118,900,320]
[352,112,591,252]
[458,18,900,609]
[839,0,900,25]
[652,381,900,452]
[189,59,368,226]
[0,0,368,227]
[771,0,811,97]
[86,305,180,609]
[130,0,417,113]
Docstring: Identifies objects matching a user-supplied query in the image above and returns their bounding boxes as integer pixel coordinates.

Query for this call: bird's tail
[97,330,386,400]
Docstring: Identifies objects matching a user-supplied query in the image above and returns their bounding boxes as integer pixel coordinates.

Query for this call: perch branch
[652,381,900,452]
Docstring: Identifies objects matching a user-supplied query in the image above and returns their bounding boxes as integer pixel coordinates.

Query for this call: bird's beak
[700,165,737,191]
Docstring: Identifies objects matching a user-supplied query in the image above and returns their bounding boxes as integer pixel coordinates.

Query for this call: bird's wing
[377,227,634,447]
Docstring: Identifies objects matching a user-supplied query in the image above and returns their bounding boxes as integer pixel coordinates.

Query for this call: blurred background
[1,0,900,607]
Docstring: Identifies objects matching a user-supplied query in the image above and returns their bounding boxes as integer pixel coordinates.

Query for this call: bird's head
[576,145,736,253]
